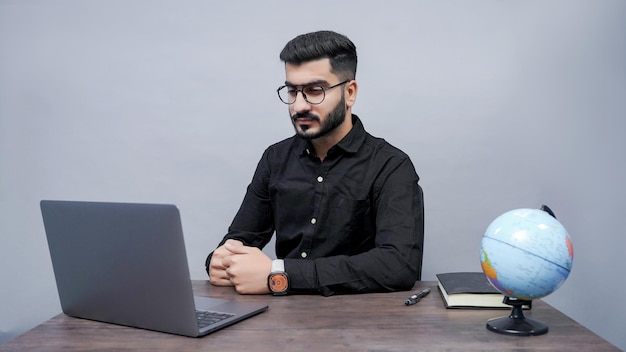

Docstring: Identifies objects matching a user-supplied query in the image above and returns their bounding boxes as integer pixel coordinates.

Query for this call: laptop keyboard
[195,310,235,328]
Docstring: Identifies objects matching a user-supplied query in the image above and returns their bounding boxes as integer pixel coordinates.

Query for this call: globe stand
[486,297,548,336]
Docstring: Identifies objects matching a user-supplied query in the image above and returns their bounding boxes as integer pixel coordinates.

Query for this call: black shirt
[208,115,424,296]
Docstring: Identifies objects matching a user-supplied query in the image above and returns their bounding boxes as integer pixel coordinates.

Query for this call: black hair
[279,30,357,80]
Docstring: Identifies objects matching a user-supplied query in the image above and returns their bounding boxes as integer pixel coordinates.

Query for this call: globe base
[486,298,548,336]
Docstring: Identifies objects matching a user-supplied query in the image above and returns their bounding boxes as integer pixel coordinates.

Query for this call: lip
[293,116,317,126]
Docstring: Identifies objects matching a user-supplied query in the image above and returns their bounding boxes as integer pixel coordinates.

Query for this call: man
[206,30,423,296]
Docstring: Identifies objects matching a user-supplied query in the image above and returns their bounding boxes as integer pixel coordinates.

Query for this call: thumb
[224,239,247,254]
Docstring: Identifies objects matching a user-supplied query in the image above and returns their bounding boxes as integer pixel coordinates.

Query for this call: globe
[479,207,574,336]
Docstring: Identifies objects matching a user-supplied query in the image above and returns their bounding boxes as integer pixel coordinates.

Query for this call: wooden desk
[1,281,619,351]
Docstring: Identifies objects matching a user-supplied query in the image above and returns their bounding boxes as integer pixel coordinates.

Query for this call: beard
[291,95,346,140]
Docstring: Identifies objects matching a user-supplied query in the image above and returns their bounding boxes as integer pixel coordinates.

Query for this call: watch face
[269,273,288,293]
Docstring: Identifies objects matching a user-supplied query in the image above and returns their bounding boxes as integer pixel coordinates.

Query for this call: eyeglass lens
[278,86,326,105]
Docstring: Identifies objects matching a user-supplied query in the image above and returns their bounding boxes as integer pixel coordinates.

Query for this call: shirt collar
[299,114,366,157]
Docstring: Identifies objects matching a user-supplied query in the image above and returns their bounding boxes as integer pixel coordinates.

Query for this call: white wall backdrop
[1,0,625,349]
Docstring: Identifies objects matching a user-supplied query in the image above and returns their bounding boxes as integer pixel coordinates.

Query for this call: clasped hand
[208,239,272,294]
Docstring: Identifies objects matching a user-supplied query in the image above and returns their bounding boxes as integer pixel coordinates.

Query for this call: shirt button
[317,176,324,183]
[310,218,317,224]
[301,252,308,258]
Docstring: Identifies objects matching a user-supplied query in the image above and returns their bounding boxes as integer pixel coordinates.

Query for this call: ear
[345,80,358,108]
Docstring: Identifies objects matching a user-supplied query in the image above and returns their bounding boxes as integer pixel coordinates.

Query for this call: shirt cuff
[283,258,319,293]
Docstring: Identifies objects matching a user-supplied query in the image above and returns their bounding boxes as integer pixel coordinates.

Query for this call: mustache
[291,112,320,121]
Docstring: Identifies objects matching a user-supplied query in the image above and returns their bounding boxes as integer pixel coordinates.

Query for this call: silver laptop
[40,200,268,337]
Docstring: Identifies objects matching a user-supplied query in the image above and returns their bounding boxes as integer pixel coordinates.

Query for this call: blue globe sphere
[480,208,574,300]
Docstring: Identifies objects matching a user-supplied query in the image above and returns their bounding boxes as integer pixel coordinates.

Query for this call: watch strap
[271,259,285,272]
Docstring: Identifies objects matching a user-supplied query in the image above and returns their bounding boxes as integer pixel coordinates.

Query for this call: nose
[291,90,311,113]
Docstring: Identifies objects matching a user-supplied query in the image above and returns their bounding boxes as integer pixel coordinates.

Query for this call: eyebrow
[284,79,330,87]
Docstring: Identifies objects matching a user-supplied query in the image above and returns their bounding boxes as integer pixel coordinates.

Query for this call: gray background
[1,0,625,349]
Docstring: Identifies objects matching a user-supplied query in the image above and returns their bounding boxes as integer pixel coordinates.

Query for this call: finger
[221,254,234,268]
[224,239,244,251]
[213,241,239,256]
[210,276,233,286]
[209,267,227,278]
[224,240,249,254]
[224,239,243,247]
[208,266,233,286]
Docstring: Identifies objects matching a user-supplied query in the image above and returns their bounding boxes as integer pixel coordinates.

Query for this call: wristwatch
[267,259,289,295]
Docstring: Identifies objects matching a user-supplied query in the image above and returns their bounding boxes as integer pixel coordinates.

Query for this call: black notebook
[436,272,530,309]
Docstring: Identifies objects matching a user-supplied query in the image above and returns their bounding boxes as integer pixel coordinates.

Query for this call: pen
[405,288,431,306]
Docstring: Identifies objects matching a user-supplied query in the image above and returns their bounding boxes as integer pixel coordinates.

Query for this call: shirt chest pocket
[328,197,371,240]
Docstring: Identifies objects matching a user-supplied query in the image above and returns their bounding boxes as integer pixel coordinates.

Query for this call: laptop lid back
[41,200,200,336]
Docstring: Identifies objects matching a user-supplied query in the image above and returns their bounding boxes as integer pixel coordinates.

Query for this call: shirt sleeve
[205,149,275,272]
[285,158,424,296]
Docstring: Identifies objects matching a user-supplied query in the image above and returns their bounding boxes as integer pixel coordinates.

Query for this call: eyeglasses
[277,80,350,105]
